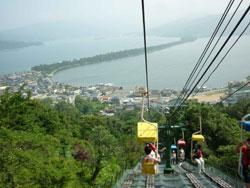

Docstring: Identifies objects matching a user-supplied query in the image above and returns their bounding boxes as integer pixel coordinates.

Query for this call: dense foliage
[1,88,249,187]
[0,90,142,187]
[168,98,250,176]
[31,38,195,75]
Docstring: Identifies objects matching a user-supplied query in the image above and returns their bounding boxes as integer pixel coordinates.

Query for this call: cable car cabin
[240,121,250,131]
[137,122,158,143]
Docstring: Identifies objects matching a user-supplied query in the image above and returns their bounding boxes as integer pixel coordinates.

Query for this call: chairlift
[191,116,205,162]
[192,134,205,142]
[137,92,159,175]
[178,139,186,162]
[171,144,177,151]
[177,130,186,162]
[137,122,158,143]
[141,160,157,175]
[178,129,186,147]
[177,139,186,146]
[240,114,250,131]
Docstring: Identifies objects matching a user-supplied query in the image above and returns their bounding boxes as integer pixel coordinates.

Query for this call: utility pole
[164,119,174,174]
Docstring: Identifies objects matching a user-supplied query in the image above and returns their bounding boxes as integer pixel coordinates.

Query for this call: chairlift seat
[141,160,157,175]
[240,121,250,131]
[192,134,205,142]
[171,144,177,150]
[178,139,186,146]
[137,122,158,142]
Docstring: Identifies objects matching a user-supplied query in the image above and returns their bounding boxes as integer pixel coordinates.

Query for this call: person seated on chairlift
[171,150,177,165]
[143,144,161,164]
[193,144,205,173]
[148,143,158,158]
[179,147,185,162]
[236,138,250,188]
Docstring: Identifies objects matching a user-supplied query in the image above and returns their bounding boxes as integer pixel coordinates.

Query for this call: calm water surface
[0,35,249,90]
[54,36,250,89]
[0,36,177,75]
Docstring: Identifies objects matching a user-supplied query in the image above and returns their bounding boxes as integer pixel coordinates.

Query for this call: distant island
[32,37,196,75]
[0,40,43,51]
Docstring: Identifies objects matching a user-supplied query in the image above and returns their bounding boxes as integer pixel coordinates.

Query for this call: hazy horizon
[1,0,248,34]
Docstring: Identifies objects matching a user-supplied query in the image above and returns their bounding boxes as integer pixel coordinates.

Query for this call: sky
[0,0,248,32]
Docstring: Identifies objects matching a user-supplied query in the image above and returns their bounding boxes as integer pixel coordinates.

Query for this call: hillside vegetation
[166,98,250,175]
[0,90,141,188]
[0,89,249,187]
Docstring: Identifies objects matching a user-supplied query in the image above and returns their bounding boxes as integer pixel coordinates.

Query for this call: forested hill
[0,90,142,187]
[32,37,195,75]
[0,88,249,187]
[0,40,42,51]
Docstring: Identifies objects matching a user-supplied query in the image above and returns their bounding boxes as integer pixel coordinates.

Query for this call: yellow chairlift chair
[191,116,205,162]
[137,92,159,175]
[137,122,158,143]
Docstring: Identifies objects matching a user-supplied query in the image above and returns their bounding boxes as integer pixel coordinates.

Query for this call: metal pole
[199,115,202,134]
[164,118,174,174]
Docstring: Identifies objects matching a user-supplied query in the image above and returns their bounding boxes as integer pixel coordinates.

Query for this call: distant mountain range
[0,21,111,42]
[0,40,43,51]
[0,12,249,43]
[150,12,250,37]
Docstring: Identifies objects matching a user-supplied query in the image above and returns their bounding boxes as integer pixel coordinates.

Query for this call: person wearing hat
[179,147,185,162]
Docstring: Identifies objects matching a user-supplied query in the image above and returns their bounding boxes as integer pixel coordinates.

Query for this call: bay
[0,35,249,90]
[54,36,250,90]
[0,36,177,75]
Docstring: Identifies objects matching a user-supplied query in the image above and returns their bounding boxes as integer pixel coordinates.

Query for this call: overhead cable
[141,0,150,115]
[171,4,250,117]
[172,0,236,108]
[188,0,244,96]
[194,21,250,95]
[220,81,250,103]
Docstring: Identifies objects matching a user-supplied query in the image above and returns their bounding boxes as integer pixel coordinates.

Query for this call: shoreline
[32,37,197,76]
[1,69,249,106]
